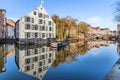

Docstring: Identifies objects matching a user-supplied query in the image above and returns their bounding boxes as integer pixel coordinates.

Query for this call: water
[0,41,119,80]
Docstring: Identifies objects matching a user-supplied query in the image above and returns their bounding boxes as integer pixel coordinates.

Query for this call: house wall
[0,9,6,39]
[7,25,14,38]
[16,5,56,43]
[15,45,56,79]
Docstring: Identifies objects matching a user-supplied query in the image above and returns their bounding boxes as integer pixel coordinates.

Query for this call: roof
[7,49,15,57]
[17,4,49,21]
[0,9,6,12]
[6,19,15,27]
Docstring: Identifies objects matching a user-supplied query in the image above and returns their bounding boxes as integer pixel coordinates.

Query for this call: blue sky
[0,0,119,30]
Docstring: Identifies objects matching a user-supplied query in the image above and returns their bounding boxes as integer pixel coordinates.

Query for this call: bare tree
[115,0,120,22]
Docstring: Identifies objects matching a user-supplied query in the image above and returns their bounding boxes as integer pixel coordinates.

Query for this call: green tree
[52,15,60,40]
[64,16,77,38]
[77,22,89,38]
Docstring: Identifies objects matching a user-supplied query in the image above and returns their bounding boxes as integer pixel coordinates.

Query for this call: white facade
[7,25,14,38]
[0,9,6,39]
[15,45,56,80]
[15,5,56,43]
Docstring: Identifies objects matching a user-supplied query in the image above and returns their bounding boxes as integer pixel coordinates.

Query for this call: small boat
[50,43,58,47]
[51,42,68,48]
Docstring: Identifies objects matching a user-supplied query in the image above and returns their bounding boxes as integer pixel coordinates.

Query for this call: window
[39,19,43,24]
[25,24,30,30]
[49,33,51,38]
[34,56,38,62]
[46,15,49,18]
[33,71,36,75]
[49,27,52,31]
[34,33,38,38]
[46,27,48,31]
[25,66,30,71]
[42,47,45,53]
[39,33,41,38]
[42,33,45,38]
[25,49,30,56]
[32,33,34,38]
[38,68,42,73]
[32,18,34,23]
[35,25,38,30]
[39,13,42,18]
[42,55,45,59]
[39,55,42,60]
[42,26,45,31]
[39,25,41,30]
[48,21,51,25]
[34,11,36,15]
[49,53,52,57]
[25,32,30,38]
[34,49,38,54]
[25,17,30,22]
[31,64,34,69]
[48,59,51,63]
[25,58,30,64]
[41,8,43,10]
[39,62,43,66]
[32,25,35,30]
[43,66,46,71]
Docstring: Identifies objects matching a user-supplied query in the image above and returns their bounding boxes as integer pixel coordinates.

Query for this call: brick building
[0,9,6,39]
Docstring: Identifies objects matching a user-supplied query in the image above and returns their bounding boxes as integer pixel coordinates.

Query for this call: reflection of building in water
[0,44,7,73]
[7,44,15,57]
[104,58,120,80]
[117,43,120,56]
[53,41,115,68]
[15,45,56,80]
[88,41,112,50]
[0,44,14,73]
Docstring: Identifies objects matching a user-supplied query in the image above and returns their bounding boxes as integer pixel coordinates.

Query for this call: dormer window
[34,11,37,15]
[41,8,43,10]
[48,21,51,25]
[39,19,43,24]
[25,24,31,30]
[39,13,43,18]
[32,18,34,23]
[25,17,30,22]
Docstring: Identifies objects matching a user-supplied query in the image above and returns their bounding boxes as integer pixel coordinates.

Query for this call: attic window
[41,8,43,10]
[34,11,36,15]
[25,17,30,22]
[39,13,42,18]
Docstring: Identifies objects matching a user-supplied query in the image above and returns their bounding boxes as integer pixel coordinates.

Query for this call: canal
[0,41,119,80]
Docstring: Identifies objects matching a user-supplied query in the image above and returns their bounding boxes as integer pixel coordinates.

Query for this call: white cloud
[87,16,101,24]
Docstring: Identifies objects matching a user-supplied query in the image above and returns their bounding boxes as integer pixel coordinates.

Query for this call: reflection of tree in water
[52,47,69,68]
[117,43,120,56]
[52,42,89,68]
[79,42,88,55]
[0,44,8,73]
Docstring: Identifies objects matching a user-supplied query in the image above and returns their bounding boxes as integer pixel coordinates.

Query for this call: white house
[15,45,56,80]
[0,9,6,39]
[15,2,56,44]
[6,19,15,39]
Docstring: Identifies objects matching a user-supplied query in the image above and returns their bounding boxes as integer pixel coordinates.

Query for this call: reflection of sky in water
[0,54,39,80]
[89,48,100,55]
[44,44,119,80]
[0,43,119,80]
